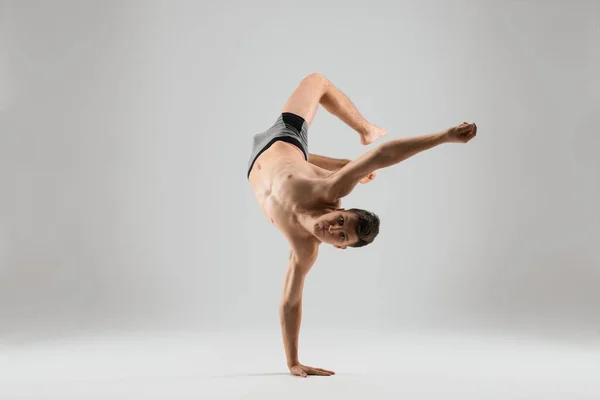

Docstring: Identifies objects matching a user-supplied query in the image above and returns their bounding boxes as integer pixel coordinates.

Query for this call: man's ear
[335,207,345,211]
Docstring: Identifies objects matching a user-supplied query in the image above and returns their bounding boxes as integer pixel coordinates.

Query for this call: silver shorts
[247,113,309,178]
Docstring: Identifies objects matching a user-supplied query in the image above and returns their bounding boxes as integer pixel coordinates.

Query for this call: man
[247,73,477,378]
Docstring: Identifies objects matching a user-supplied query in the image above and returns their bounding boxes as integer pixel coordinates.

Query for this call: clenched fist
[443,122,477,143]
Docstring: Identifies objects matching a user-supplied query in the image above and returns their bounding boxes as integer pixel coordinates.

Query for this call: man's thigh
[282,73,328,126]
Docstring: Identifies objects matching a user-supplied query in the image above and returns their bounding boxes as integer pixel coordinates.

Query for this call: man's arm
[324,123,477,200]
[308,153,350,171]
[280,247,335,377]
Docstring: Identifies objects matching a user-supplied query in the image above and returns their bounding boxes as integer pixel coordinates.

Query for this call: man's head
[313,208,380,249]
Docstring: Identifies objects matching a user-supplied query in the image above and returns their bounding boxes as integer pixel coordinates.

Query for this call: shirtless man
[247,73,477,378]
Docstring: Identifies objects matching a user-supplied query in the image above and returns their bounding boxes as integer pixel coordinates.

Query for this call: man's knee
[303,72,330,90]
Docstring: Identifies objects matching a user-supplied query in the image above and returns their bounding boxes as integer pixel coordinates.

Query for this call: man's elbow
[373,143,392,168]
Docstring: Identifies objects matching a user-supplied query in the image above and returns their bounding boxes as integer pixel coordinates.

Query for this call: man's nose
[328,225,340,233]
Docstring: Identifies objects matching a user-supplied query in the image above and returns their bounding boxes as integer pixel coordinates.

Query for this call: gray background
[1,0,599,343]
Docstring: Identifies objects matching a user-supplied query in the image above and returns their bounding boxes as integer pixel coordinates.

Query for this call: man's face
[313,210,358,249]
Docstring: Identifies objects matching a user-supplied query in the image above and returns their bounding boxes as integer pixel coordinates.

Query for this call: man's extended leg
[282,73,387,145]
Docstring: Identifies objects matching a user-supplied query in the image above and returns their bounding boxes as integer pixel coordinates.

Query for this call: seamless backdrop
[1,0,599,344]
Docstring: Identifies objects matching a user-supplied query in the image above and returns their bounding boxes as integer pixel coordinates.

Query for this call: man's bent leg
[282,73,387,145]
[308,153,349,171]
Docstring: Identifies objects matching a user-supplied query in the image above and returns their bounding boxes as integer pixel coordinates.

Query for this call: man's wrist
[438,131,449,144]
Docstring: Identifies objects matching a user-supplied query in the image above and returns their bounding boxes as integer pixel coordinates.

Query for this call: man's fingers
[308,369,331,376]
[315,367,335,374]
[291,365,334,377]
[304,367,330,376]
[306,367,323,375]
[464,124,476,135]
[452,122,477,143]
[290,367,308,377]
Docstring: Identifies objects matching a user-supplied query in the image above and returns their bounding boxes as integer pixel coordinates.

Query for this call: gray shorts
[247,112,309,179]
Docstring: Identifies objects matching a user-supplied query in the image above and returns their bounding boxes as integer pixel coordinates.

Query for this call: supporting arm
[280,247,335,377]
[280,260,306,369]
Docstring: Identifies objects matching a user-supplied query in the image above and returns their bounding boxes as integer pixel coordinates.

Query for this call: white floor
[2,330,599,399]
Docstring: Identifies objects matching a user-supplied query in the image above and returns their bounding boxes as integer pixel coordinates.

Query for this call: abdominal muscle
[248,142,330,235]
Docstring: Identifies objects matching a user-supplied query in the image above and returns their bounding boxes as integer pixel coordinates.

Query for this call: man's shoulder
[307,177,340,204]
[296,177,343,209]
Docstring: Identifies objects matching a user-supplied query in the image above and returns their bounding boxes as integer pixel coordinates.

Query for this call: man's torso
[248,142,340,250]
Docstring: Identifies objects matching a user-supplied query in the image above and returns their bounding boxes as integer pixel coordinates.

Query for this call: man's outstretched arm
[280,247,335,377]
[324,122,478,200]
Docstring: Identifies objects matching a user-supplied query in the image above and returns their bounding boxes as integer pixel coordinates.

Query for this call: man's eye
[340,233,346,240]
[339,217,344,225]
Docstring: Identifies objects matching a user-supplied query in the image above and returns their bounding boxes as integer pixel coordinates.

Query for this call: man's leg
[282,73,387,145]
[308,153,349,171]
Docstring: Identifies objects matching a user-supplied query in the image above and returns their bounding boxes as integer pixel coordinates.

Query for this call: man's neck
[296,207,334,241]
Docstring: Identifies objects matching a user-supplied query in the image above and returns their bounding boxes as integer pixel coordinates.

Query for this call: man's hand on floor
[289,363,335,377]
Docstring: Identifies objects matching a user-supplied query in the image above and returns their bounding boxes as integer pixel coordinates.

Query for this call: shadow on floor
[208,372,290,378]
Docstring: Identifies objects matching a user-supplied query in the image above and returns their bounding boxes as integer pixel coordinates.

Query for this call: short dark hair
[347,208,380,248]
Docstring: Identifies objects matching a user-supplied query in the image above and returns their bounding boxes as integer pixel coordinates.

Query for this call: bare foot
[361,124,387,145]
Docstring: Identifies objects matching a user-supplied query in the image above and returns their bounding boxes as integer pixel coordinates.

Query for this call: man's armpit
[289,242,319,269]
